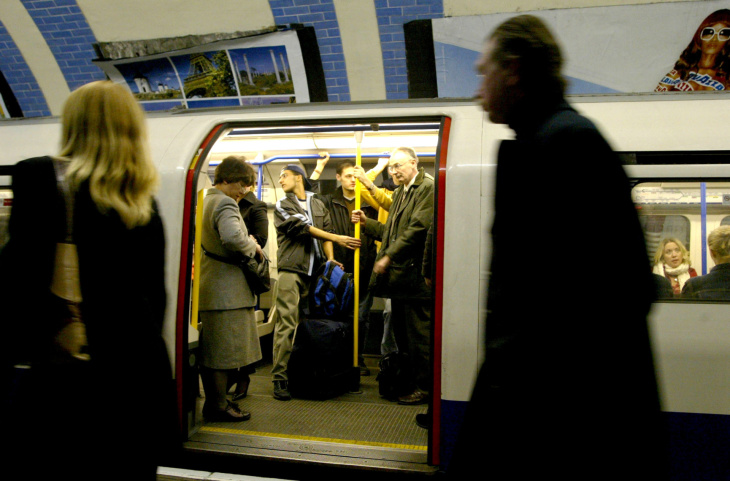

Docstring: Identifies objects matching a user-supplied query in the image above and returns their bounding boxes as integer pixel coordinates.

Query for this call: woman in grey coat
[199,156,263,421]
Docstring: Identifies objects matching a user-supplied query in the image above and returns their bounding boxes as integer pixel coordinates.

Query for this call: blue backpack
[309,261,354,319]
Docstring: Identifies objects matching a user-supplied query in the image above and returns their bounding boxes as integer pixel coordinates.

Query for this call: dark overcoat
[682,262,730,300]
[363,167,434,299]
[238,190,269,248]
[449,101,666,479]
[1,156,178,479]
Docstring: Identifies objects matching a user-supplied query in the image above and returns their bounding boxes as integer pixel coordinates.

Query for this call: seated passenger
[682,226,730,301]
[653,273,674,299]
[652,237,697,296]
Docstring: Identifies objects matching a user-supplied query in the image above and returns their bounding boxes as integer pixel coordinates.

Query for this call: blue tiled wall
[21,0,105,92]
[269,0,350,102]
[375,0,443,99]
[0,20,50,117]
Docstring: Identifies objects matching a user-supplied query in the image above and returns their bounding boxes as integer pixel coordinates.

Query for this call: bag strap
[51,157,73,242]
[201,245,238,266]
[201,245,267,266]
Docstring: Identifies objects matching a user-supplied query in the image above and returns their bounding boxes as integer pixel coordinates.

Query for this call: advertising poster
[432,0,730,97]
[96,30,307,111]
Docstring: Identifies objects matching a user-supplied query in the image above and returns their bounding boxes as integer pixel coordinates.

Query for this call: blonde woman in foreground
[1,81,178,480]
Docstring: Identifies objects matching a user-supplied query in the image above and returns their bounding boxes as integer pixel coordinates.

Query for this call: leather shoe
[415,413,430,429]
[232,373,250,401]
[359,363,371,376]
[205,401,251,421]
[398,389,428,405]
[273,380,291,401]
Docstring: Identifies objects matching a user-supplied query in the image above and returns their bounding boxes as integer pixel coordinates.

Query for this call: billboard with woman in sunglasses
[656,9,730,92]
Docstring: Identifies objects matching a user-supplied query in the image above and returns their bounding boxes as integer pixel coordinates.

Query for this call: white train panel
[3,94,730,476]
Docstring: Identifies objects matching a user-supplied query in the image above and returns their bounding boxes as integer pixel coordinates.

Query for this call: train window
[640,215,691,255]
[633,182,730,301]
[0,188,11,251]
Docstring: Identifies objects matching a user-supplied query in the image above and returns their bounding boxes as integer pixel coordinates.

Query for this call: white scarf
[653,261,692,290]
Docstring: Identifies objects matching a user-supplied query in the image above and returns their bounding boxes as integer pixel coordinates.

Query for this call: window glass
[0,189,11,251]
[633,182,730,301]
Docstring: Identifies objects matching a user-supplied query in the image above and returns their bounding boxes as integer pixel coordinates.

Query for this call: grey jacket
[274,191,333,277]
[364,167,434,299]
[199,188,258,310]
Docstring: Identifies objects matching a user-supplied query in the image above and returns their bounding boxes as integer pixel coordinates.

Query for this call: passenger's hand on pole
[317,151,330,166]
[311,152,330,180]
[373,255,391,275]
[337,235,361,250]
[351,209,367,225]
[353,165,370,185]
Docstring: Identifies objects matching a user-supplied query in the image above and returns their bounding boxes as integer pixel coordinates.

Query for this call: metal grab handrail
[240,152,437,200]
[207,152,437,199]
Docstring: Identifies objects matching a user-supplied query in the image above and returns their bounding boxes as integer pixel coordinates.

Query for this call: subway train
[1,93,730,480]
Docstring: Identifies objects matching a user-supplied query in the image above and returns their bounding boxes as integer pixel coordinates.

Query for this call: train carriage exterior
[1,93,729,479]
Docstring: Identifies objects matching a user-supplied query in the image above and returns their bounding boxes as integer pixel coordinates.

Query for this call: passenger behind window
[682,226,730,301]
[652,237,697,296]
[653,273,674,299]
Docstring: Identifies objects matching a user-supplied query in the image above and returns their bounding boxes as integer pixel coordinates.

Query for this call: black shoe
[415,413,430,429]
[232,374,250,401]
[359,364,371,376]
[273,380,291,401]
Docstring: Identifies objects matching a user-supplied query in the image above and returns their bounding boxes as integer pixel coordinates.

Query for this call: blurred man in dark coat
[448,15,666,480]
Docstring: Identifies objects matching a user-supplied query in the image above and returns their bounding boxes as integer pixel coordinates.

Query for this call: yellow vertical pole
[353,131,363,368]
[191,188,205,330]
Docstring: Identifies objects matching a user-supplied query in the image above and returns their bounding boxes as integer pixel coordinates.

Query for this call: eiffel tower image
[184,53,216,98]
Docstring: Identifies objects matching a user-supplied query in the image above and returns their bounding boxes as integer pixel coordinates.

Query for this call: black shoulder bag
[201,245,271,296]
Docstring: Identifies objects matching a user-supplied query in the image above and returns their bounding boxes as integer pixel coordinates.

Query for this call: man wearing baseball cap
[271,164,360,400]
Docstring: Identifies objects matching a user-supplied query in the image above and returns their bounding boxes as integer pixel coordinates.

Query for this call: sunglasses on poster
[701,27,730,41]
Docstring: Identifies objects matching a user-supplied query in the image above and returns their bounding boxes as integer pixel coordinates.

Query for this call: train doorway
[176,117,449,475]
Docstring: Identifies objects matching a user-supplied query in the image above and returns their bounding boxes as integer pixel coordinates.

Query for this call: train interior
[635,182,730,274]
[182,118,444,474]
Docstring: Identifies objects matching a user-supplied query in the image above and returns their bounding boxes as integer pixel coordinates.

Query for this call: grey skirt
[199,307,262,370]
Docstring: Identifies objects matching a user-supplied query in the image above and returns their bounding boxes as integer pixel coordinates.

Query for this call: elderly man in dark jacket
[352,147,434,405]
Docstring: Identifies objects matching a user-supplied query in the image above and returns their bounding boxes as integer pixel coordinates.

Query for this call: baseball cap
[282,164,312,190]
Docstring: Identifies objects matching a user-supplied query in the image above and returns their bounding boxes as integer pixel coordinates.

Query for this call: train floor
[182,355,435,478]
